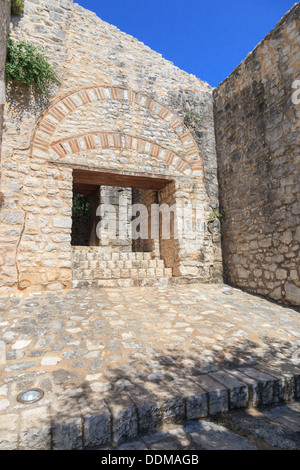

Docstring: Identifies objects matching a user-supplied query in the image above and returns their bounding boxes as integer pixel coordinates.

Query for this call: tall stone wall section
[0,0,222,293]
[0,0,10,171]
[214,4,300,306]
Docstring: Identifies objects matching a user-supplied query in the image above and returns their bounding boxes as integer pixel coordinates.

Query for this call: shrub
[6,38,60,95]
[11,0,25,15]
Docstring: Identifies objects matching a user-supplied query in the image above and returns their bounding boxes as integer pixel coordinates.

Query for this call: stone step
[72,248,172,282]
[72,249,154,262]
[72,277,173,288]
[72,259,166,270]
[72,267,173,280]
[5,363,300,449]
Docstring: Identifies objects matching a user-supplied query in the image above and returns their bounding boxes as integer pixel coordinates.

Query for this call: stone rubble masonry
[0,0,10,169]
[0,0,221,293]
[0,0,298,303]
[213,3,300,306]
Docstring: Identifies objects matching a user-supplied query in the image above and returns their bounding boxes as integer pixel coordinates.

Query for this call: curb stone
[1,363,300,450]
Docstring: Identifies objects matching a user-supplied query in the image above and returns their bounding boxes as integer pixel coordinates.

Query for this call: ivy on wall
[11,0,25,15]
[6,38,60,95]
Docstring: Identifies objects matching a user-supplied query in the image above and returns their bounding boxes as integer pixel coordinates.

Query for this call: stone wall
[0,0,10,171]
[214,4,300,306]
[0,0,222,292]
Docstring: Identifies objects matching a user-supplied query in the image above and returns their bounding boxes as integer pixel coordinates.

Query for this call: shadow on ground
[48,335,300,449]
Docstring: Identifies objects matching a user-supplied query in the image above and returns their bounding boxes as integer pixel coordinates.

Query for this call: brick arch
[50,132,192,175]
[31,86,203,171]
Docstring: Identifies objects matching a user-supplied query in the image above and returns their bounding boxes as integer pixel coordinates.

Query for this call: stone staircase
[72,247,173,288]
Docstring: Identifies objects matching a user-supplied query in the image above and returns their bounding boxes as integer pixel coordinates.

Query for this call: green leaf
[5,37,60,95]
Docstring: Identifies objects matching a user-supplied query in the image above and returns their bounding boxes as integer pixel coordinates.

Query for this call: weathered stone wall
[0,0,10,170]
[0,0,221,292]
[214,4,300,306]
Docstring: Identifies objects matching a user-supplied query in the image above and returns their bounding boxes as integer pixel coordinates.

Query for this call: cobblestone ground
[0,283,300,449]
[112,401,300,451]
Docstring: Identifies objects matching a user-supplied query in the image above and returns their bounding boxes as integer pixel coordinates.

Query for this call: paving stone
[142,431,171,445]
[238,367,277,405]
[127,384,163,435]
[12,340,32,350]
[52,368,81,385]
[165,426,194,449]
[0,398,10,411]
[225,368,262,407]
[141,380,185,424]
[116,441,148,450]
[41,356,61,366]
[83,401,111,448]
[0,384,8,396]
[183,420,257,450]
[261,402,300,433]
[256,364,297,403]
[208,370,249,409]
[104,392,138,446]
[230,408,300,450]
[5,361,37,372]
[191,375,229,415]
[19,406,51,450]
[170,377,208,419]
[52,416,83,451]
[148,438,182,450]
[0,414,19,450]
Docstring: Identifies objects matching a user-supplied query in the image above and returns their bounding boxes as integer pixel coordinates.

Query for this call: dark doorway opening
[71,168,174,255]
[71,194,90,246]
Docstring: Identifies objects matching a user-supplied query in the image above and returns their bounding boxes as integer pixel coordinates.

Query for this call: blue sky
[77,0,296,87]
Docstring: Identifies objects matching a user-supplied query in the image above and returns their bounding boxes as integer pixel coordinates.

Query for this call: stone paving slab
[0,283,300,449]
[225,403,300,450]
[183,420,257,450]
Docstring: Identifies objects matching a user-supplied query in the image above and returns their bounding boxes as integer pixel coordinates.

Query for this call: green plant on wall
[208,210,222,223]
[184,109,203,125]
[11,0,25,15]
[6,38,60,95]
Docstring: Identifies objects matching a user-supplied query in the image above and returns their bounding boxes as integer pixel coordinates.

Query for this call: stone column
[132,188,160,256]
[158,182,180,275]
[99,186,132,252]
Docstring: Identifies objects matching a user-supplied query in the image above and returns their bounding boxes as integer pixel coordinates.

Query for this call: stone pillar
[158,182,180,275]
[99,186,132,252]
[132,188,160,256]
